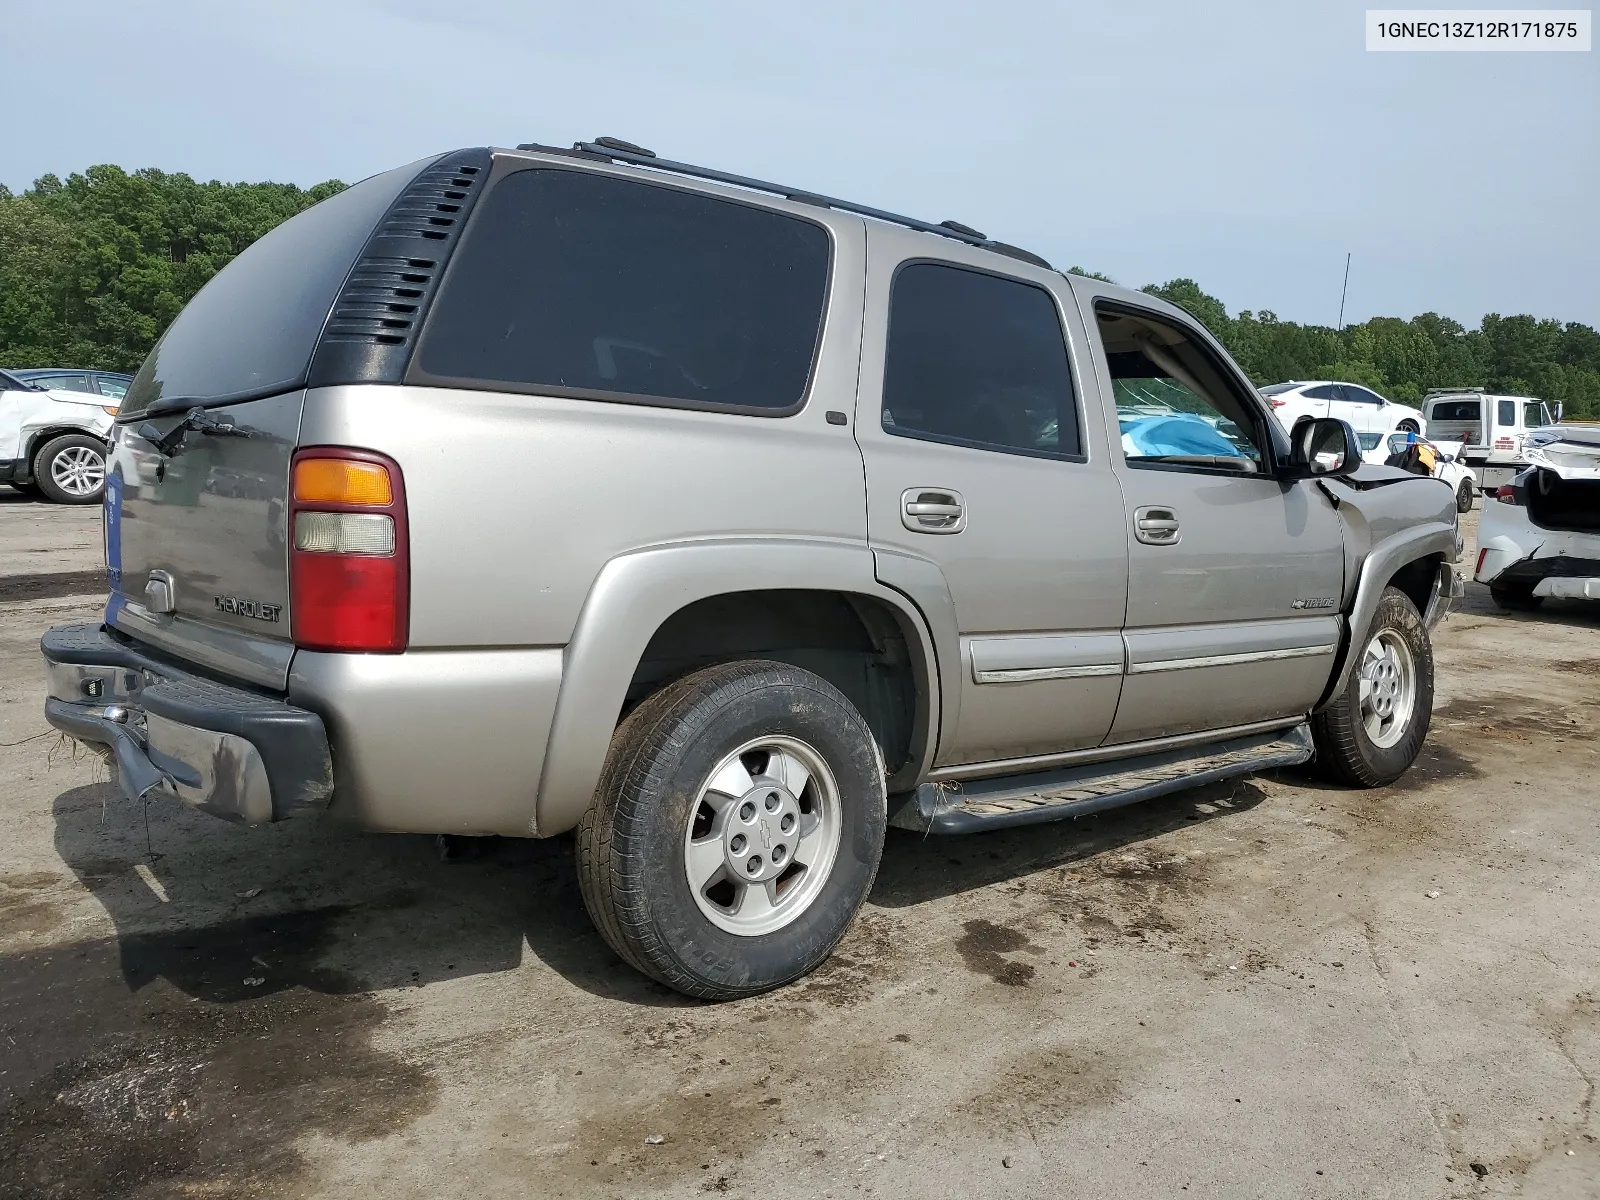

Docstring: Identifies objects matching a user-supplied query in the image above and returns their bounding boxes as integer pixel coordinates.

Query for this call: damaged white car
[1365,431,1479,513]
[1475,425,1600,608]
[0,369,117,504]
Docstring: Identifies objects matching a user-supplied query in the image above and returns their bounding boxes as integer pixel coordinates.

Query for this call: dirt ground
[2,493,1598,1200]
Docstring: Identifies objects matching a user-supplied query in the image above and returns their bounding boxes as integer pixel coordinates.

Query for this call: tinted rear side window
[414,169,831,413]
[882,263,1081,458]
[1431,400,1480,421]
[120,158,431,418]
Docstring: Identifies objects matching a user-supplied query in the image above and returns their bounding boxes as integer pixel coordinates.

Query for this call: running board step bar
[889,725,1313,835]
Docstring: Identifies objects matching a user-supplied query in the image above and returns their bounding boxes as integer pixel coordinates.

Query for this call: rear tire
[576,659,886,1000]
[32,434,106,504]
[1311,587,1433,787]
[1490,582,1543,611]
[1455,479,1475,513]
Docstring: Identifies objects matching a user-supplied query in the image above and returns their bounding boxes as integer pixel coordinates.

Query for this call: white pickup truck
[1422,389,1558,493]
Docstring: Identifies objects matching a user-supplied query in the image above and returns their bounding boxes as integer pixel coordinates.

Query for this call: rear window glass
[1259,383,1298,396]
[882,263,1081,459]
[413,169,831,413]
[1430,400,1480,421]
[120,159,430,418]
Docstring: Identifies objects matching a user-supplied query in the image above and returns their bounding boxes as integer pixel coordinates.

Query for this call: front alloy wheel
[1311,585,1434,787]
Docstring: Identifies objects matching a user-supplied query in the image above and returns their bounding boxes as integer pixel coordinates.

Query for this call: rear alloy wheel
[1311,586,1433,787]
[32,434,106,504]
[576,659,886,1000]
[1456,479,1475,513]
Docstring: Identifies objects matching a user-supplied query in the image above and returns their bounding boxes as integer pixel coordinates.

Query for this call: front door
[1073,285,1347,745]
[854,230,1128,769]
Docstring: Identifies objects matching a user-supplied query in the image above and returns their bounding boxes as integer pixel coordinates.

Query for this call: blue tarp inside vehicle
[1120,413,1242,458]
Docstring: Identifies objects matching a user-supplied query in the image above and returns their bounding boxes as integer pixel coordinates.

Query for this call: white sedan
[1262,380,1425,438]
[1474,425,1600,608]
[0,369,117,504]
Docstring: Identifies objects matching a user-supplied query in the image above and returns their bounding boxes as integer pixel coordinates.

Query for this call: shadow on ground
[0,767,1269,1198]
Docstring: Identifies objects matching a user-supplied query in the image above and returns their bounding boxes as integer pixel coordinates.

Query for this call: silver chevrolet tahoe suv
[42,138,1463,1000]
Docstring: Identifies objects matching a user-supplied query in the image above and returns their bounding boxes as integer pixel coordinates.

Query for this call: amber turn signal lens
[293,458,393,506]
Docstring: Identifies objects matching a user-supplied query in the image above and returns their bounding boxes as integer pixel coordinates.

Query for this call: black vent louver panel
[307,148,493,387]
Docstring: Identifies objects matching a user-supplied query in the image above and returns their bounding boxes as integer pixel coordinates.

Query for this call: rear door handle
[901,487,965,534]
[1134,505,1180,546]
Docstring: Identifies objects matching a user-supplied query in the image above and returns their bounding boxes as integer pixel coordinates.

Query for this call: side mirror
[1553,402,1564,423]
[1289,417,1362,477]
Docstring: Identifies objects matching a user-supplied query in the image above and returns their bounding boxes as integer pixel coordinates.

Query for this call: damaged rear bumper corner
[41,623,332,824]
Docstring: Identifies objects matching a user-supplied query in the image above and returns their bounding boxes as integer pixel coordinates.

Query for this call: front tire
[32,434,106,504]
[1396,420,1421,435]
[1312,587,1433,787]
[576,660,886,1000]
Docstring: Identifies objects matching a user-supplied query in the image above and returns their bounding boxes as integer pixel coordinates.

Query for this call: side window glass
[1096,308,1265,472]
[416,169,831,413]
[881,263,1080,458]
[1524,401,1544,428]
[97,378,129,401]
[44,374,92,393]
[1497,399,1517,427]
[1303,385,1337,401]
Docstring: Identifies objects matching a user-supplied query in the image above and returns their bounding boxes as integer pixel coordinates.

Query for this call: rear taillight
[1494,484,1524,506]
[1270,398,1286,408]
[1475,548,1490,575]
[289,449,408,652]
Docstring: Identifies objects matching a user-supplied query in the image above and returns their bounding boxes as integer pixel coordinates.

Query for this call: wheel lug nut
[772,845,786,864]
[747,857,762,874]
[739,801,755,821]
[730,834,745,853]
[780,814,795,833]
[765,792,780,812]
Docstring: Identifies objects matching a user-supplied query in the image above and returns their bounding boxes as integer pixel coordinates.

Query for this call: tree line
[2,165,1595,420]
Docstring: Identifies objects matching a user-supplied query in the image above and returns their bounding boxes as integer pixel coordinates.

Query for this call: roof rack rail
[517,137,1053,270]
[1423,386,1485,395]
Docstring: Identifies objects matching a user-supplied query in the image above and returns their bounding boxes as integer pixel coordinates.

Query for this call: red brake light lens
[290,449,408,652]
[1494,484,1524,506]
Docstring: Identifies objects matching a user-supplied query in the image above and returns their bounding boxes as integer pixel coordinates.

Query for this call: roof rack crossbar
[566,140,1049,266]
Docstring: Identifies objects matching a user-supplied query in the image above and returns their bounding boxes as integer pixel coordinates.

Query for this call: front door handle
[901,487,965,534]
[1134,505,1181,546]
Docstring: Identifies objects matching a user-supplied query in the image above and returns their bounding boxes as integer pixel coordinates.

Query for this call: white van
[1422,389,1557,492]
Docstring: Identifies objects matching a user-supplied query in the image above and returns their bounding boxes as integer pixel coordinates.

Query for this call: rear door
[854,229,1127,769]
[1072,283,1346,745]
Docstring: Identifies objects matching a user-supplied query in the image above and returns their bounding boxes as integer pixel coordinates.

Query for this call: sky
[7,0,1598,328]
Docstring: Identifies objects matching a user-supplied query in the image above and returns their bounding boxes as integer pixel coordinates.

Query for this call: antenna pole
[1337,253,1352,329]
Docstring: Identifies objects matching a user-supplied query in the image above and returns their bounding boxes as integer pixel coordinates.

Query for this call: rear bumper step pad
[890,725,1313,835]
